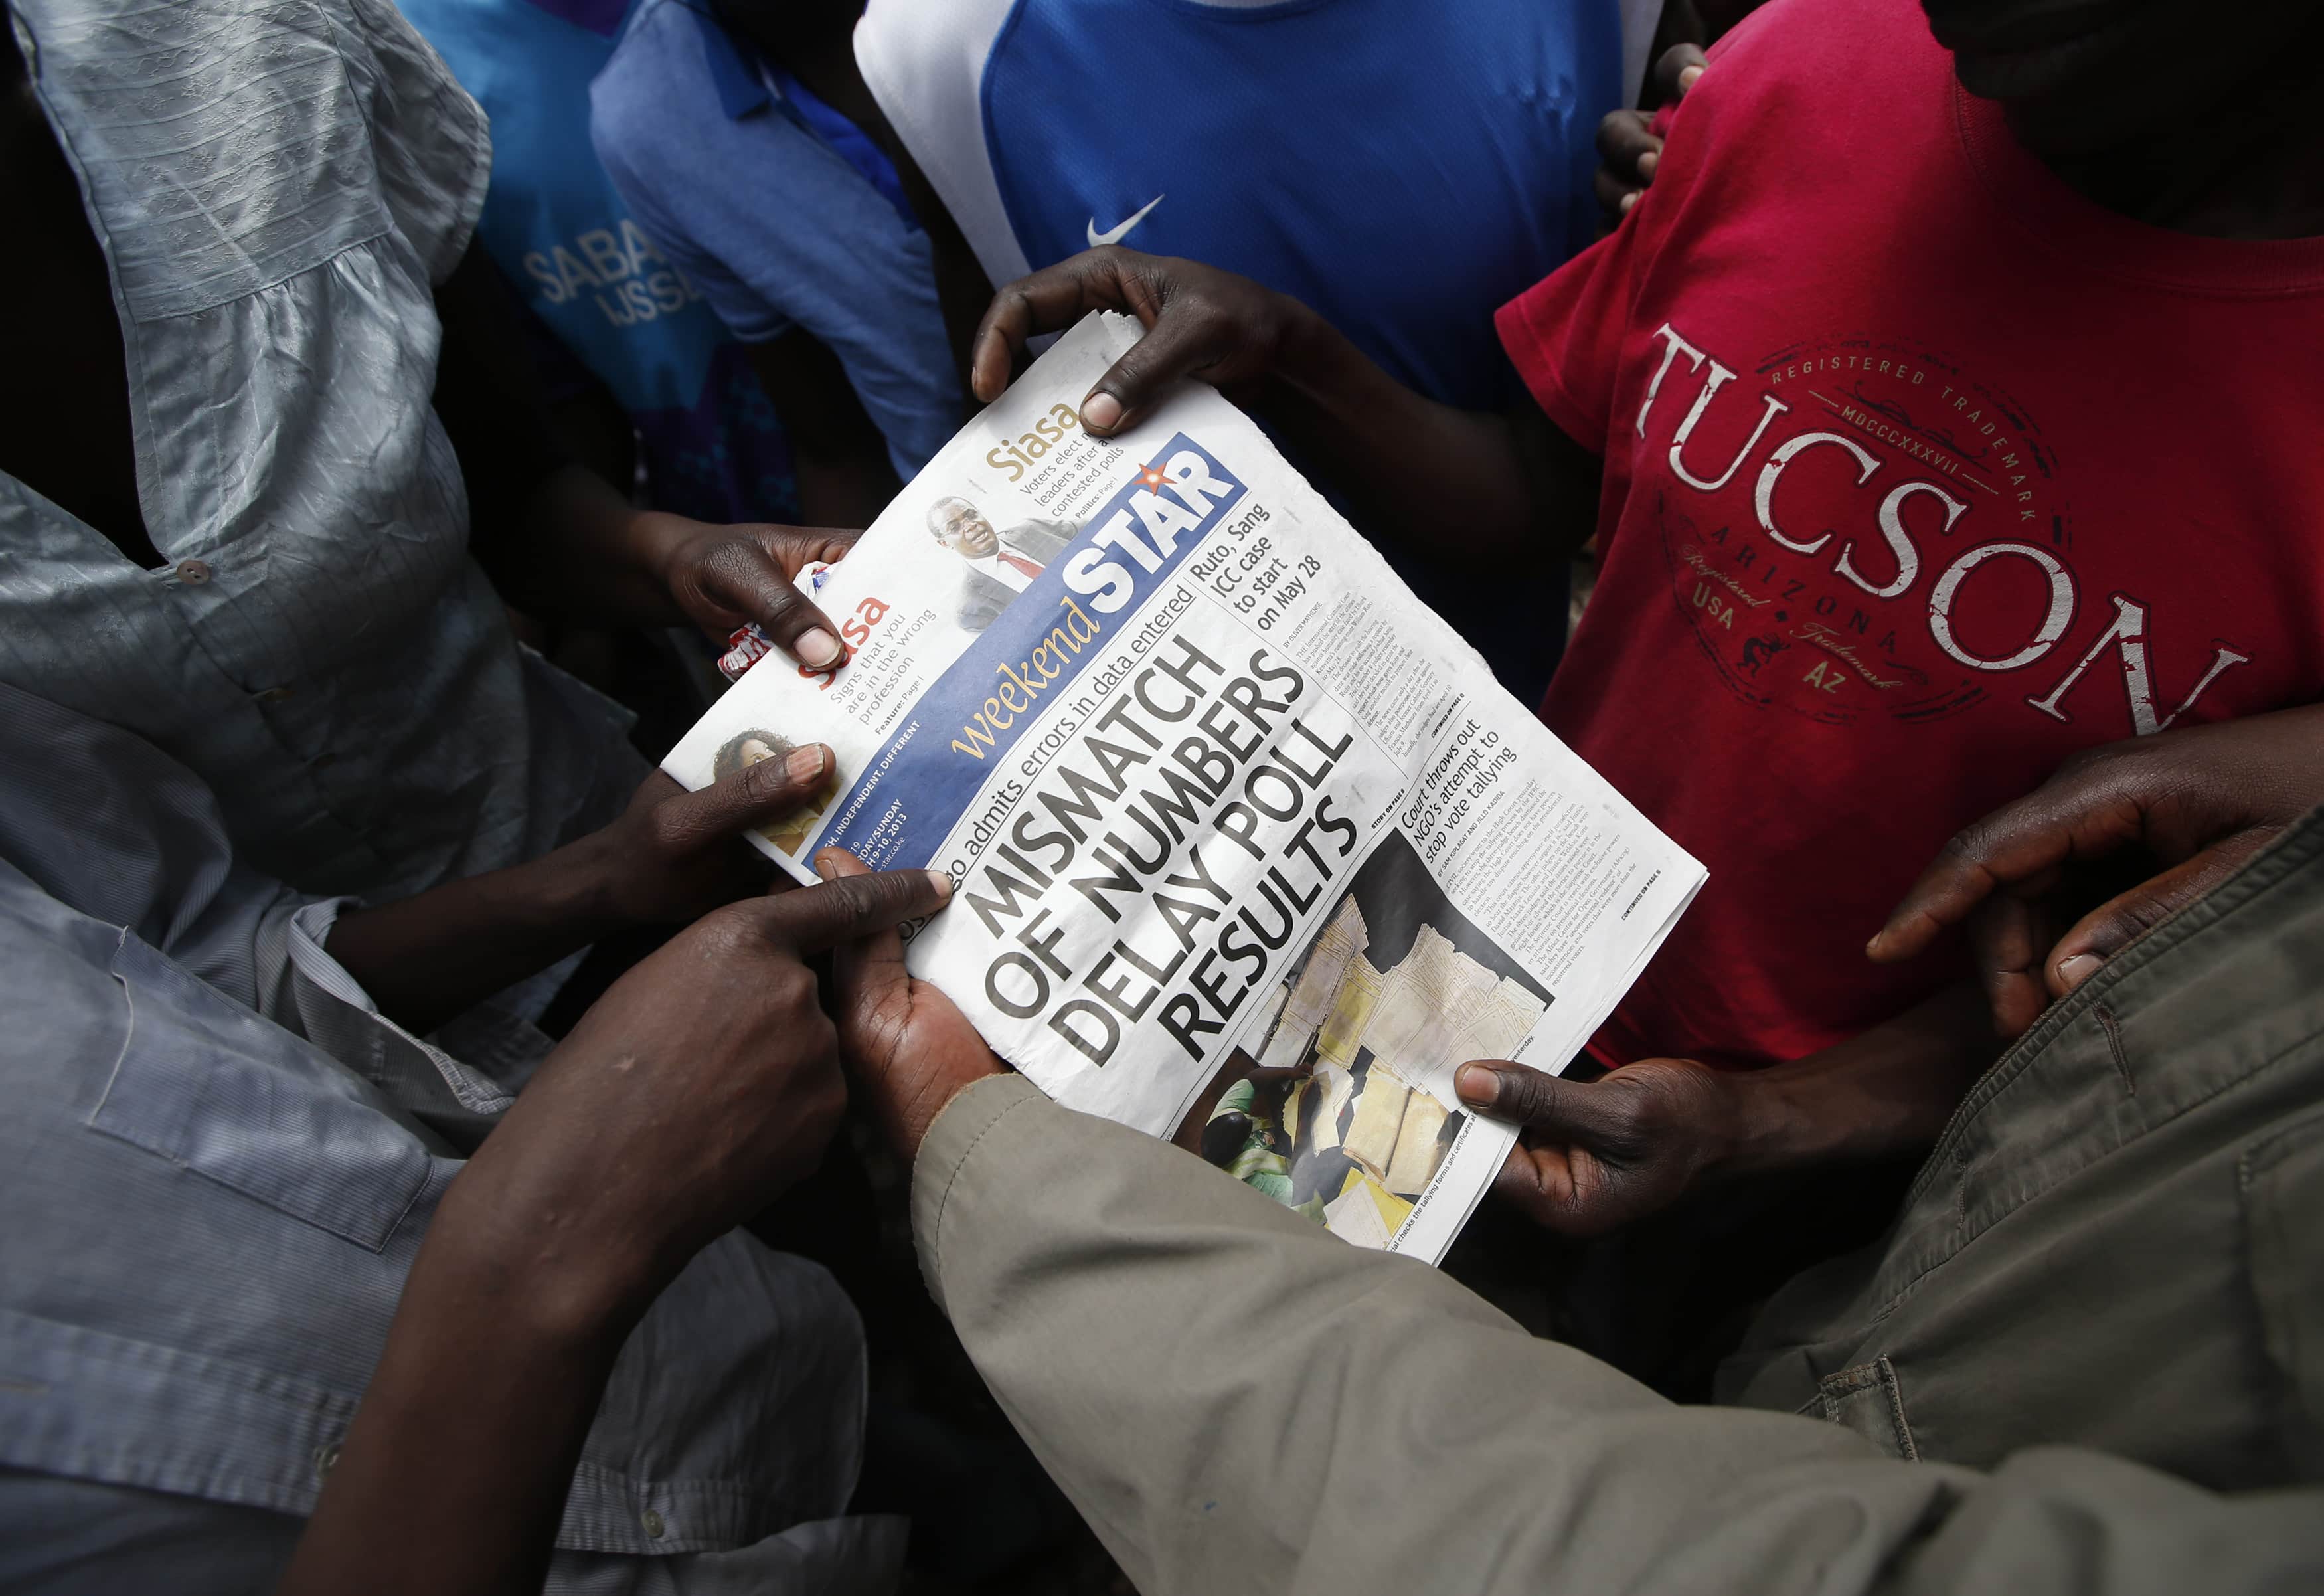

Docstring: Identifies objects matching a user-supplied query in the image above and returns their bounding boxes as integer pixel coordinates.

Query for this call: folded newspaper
[667,314,1704,1263]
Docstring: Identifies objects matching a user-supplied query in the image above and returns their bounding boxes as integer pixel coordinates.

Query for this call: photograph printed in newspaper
[665,313,1706,1263]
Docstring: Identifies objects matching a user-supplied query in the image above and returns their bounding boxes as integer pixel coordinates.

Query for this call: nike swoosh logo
[1087,194,1164,249]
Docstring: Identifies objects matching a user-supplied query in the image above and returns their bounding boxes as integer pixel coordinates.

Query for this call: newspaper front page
[666,315,1705,1263]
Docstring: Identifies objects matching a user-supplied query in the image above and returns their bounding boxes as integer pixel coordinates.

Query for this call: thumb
[661,745,833,845]
[2046,830,2276,998]
[693,537,849,670]
[746,860,952,956]
[1455,1060,1638,1148]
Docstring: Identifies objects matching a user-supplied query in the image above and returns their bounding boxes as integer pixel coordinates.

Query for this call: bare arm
[430,246,855,668]
[1453,982,1996,1236]
[971,249,1602,575]
[326,757,831,1035]
[276,869,952,1596]
[740,327,901,529]
[890,141,999,395]
[276,1192,638,1596]
[1870,701,2324,1033]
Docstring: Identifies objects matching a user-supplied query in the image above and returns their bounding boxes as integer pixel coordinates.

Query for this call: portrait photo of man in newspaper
[926,493,1081,632]
[1178,832,1552,1250]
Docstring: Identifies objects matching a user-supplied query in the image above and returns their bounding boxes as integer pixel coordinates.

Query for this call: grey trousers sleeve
[912,1077,2324,1596]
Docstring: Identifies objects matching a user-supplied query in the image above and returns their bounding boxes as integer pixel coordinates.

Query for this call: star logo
[1135,462,1170,493]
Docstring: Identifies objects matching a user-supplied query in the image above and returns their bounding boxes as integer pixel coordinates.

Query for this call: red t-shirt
[1497,0,2324,1070]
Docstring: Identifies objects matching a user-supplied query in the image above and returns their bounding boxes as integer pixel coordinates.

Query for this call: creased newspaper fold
[667,314,1705,1262]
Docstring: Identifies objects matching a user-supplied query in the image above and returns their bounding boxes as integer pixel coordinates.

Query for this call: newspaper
[665,314,1704,1263]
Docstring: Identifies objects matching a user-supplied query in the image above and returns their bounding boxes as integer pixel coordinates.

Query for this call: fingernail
[924,869,954,902]
[797,628,844,668]
[1679,64,1704,90]
[1637,149,1659,178]
[2056,953,2104,990]
[1082,392,1124,432]
[1455,1062,1500,1107]
[1619,191,1639,215]
[786,744,827,782]
[812,849,841,881]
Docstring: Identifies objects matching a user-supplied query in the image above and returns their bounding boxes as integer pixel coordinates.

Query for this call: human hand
[446,866,954,1321]
[1868,704,2324,1038]
[972,248,1305,437]
[1594,44,1708,221]
[638,513,861,671]
[569,753,837,925]
[1453,1057,1732,1237]
[821,846,1004,1162]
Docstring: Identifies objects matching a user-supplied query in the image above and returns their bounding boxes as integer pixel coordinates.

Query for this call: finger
[1078,293,1244,437]
[972,255,1139,404]
[1454,1060,1640,1147]
[817,845,896,967]
[819,847,913,1044]
[1867,784,2147,964]
[2045,832,2276,998]
[1488,1139,1649,1240]
[659,745,833,846]
[1965,895,2056,1040]
[1487,1142,1572,1232]
[746,859,953,956]
[1653,43,1709,104]
[694,539,848,670]
[1594,167,1640,220]
[1595,109,1663,183]
[760,523,863,569]
[809,850,897,948]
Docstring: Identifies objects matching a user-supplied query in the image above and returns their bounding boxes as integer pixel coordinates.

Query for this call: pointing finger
[819,847,918,1047]
[742,863,952,957]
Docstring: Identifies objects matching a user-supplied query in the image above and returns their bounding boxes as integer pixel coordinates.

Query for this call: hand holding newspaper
[667,315,1704,1263]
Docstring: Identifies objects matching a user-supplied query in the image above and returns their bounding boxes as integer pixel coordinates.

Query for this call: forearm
[793,452,901,529]
[742,331,902,529]
[325,840,629,1035]
[432,248,705,628]
[1253,300,1596,571]
[1715,982,1997,1175]
[275,1166,649,1596]
[482,461,700,628]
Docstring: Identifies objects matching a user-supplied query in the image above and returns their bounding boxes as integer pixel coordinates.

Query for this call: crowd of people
[1,0,2319,1591]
